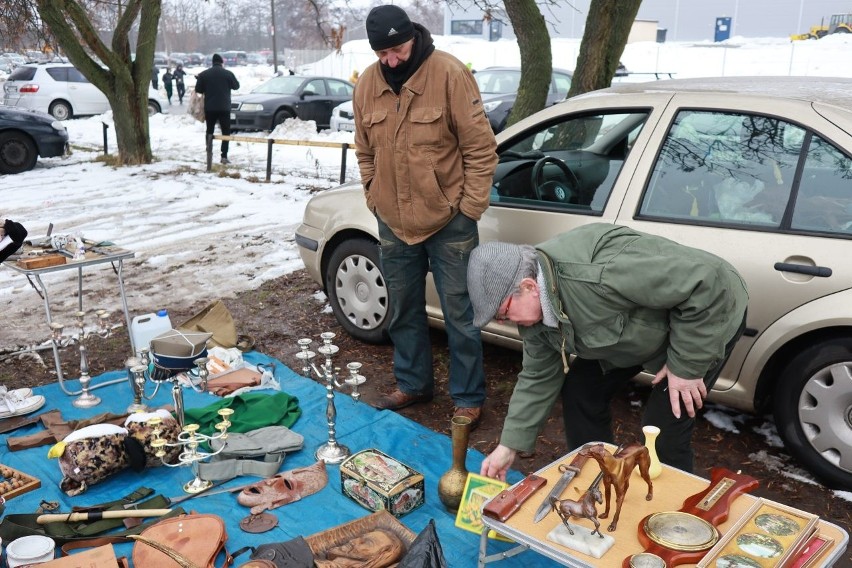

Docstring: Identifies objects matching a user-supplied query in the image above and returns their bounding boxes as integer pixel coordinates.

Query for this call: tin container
[339,449,425,517]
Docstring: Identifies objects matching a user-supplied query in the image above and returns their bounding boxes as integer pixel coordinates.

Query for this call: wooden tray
[305,510,416,559]
[0,464,41,501]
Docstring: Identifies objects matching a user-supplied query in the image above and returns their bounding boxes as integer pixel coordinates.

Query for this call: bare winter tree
[567,0,642,97]
[32,0,162,165]
[503,0,552,130]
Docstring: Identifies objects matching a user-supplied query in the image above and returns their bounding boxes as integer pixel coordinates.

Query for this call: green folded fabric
[183,391,301,435]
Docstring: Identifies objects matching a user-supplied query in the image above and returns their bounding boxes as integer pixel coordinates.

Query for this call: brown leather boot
[373,389,433,410]
[453,406,483,430]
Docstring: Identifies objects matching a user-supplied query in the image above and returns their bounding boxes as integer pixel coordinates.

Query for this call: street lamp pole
[270,0,278,74]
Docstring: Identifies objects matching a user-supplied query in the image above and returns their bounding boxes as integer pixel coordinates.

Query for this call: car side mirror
[301,91,316,99]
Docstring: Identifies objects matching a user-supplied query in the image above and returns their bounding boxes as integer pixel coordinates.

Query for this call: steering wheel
[531,156,580,203]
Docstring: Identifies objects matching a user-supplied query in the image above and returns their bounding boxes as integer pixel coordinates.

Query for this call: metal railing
[206,134,352,184]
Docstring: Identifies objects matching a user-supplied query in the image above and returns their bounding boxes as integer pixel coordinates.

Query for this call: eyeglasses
[495,294,513,322]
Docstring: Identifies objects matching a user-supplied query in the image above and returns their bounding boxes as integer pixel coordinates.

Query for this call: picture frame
[696,498,819,568]
[788,533,834,568]
[454,472,510,540]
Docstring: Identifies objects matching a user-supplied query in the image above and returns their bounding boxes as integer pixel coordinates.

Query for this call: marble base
[546,521,615,558]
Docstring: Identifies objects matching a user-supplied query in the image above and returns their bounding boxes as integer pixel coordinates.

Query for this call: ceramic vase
[438,415,472,513]
[643,425,663,479]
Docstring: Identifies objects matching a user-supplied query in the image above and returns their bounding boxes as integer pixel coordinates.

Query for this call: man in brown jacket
[354,5,497,428]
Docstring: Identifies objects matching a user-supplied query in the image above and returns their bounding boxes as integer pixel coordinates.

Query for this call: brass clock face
[643,511,720,552]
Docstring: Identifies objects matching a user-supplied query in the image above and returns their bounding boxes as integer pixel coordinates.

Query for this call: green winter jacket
[499,224,748,453]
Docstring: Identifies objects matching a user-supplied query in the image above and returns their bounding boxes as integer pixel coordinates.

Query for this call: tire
[148,100,161,115]
[0,131,38,174]
[773,337,852,489]
[324,239,390,344]
[49,100,72,121]
[272,110,293,129]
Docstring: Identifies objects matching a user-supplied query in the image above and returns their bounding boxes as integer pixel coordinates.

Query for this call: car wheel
[773,337,852,488]
[148,100,161,115]
[49,100,72,121]
[324,239,390,344]
[272,110,293,129]
[0,131,38,174]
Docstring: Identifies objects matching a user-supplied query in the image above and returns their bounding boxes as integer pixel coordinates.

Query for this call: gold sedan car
[296,77,852,489]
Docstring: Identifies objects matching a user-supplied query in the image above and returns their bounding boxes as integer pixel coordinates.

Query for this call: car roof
[590,76,852,109]
[481,65,573,75]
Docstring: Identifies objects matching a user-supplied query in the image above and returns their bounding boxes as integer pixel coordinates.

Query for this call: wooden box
[16,254,66,269]
[305,510,416,559]
[339,449,425,517]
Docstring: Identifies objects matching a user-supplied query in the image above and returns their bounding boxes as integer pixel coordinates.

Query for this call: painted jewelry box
[339,449,425,517]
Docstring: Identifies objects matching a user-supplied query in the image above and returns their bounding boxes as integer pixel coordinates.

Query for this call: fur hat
[468,242,535,328]
[366,5,415,51]
[212,53,223,65]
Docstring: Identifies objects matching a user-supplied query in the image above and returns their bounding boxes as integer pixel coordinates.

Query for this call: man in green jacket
[470,224,748,480]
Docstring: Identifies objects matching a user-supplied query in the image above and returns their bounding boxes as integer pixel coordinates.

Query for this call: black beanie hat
[212,53,223,65]
[366,5,415,51]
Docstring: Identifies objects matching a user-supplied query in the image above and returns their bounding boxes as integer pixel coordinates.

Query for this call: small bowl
[6,535,55,567]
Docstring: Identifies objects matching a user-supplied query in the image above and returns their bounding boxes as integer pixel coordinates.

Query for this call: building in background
[444,0,848,41]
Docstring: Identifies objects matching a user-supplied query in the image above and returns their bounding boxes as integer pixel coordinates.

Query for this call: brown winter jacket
[353,50,497,245]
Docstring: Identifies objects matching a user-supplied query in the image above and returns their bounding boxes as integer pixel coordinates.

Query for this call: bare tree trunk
[503,0,552,130]
[36,0,161,165]
[567,0,642,98]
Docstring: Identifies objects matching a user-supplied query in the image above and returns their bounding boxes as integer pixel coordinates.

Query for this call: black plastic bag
[398,519,447,568]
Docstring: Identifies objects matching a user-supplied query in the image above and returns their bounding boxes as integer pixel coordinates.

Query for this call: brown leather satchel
[131,513,231,568]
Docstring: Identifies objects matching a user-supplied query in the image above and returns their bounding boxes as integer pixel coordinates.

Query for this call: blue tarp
[0,352,552,566]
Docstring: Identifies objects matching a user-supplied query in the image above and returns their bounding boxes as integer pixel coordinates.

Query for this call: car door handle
[773,262,832,277]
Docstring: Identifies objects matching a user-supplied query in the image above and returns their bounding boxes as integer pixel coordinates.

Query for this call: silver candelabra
[149,408,234,493]
[126,355,210,427]
[296,332,366,464]
[49,309,121,408]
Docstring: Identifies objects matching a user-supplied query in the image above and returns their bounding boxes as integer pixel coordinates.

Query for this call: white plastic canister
[130,309,172,352]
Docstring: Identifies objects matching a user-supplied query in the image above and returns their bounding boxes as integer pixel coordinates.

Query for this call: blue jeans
[377,214,485,408]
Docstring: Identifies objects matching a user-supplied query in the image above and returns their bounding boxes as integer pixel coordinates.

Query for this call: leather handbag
[131,513,231,568]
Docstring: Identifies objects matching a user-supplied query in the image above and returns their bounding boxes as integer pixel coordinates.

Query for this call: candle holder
[49,309,120,408]
[296,332,366,464]
[149,408,234,493]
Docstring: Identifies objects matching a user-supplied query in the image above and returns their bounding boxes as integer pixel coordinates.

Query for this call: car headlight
[482,101,503,113]
[50,121,66,131]
[238,103,264,112]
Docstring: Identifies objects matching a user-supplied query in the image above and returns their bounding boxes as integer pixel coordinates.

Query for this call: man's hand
[480,444,517,482]
[651,364,707,419]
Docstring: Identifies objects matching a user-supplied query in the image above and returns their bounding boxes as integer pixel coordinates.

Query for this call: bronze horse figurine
[549,485,604,538]
[579,443,653,532]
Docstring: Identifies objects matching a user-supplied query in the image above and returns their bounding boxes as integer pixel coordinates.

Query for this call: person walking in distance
[173,63,187,104]
[194,53,240,165]
[353,5,498,429]
[162,67,173,105]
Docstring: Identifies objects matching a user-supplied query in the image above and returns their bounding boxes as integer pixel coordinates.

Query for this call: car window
[475,69,521,94]
[791,134,852,234]
[491,111,649,213]
[46,67,69,82]
[639,110,852,235]
[552,72,572,96]
[7,66,36,81]
[304,79,326,96]
[327,80,353,97]
[66,68,90,83]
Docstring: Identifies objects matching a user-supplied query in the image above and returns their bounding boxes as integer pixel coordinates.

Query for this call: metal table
[479,444,848,567]
[3,247,136,389]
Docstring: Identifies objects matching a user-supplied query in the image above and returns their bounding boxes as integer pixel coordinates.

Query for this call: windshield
[253,76,303,95]
[475,69,521,95]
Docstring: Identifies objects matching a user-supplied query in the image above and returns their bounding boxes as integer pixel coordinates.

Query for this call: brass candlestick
[149,407,234,493]
[296,332,366,464]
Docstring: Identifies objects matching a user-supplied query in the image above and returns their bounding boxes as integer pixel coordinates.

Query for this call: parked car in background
[2,63,169,119]
[475,66,573,133]
[168,52,187,67]
[247,52,267,65]
[0,106,68,174]
[296,76,852,489]
[153,52,168,67]
[187,53,204,66]
[231,75,354,131]
[329,100,355,132]
[0,56,13,75]
[221,51,247,66]
[1,53,26,68]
